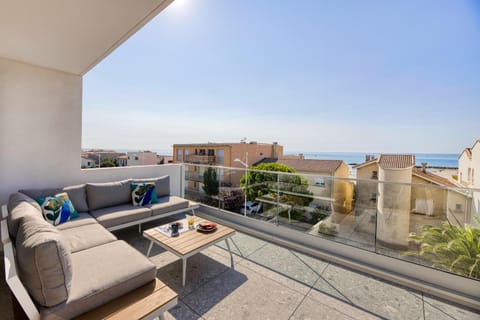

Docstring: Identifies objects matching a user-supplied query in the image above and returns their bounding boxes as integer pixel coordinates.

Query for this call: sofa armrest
[2,204,8,220]
[1,219,9,245]
[3,240,41,319]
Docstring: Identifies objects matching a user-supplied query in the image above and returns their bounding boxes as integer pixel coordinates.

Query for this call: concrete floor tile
[182,264,304,320]
[306,289,380,320]
[163,300,205,320]
[238,258,313,295]
[423,295,480,320]
[290,296,358,320]
[244,244,323,287]
[309,276,352,303]
[316,264,424,320]
[155,252,231,297]
[215,232,268,257]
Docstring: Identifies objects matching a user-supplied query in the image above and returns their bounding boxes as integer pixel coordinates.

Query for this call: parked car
[240,201,263,215]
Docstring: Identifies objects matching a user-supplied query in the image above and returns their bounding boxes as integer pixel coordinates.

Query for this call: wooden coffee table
[143,216,236,287]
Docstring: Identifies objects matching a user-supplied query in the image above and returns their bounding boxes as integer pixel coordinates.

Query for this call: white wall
[377,167,412,247]
[0,58,183,204]
[0,58,82,204]
[458,151,471,185]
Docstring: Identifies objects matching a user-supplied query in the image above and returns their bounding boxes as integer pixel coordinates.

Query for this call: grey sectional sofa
[2,175,196,319]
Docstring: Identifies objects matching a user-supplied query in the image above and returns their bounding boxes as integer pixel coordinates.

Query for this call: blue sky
[83,0,480,154]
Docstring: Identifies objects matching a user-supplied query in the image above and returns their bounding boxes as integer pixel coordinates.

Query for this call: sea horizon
[83,148,459,168]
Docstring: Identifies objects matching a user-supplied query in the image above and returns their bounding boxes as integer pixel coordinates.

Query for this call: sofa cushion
[40,240,156,320]
[16,215,72,307]
[131,182,158,206]
[133,175,170,198]
[90,205,152,229]
[63,184,89,212]
[148,196,190,217]
[86,179,132,211]
[35,193,79,226]
[7,192,43,238]
[54,212,97,231]
[18,187,63,200]
[59,223,117,253]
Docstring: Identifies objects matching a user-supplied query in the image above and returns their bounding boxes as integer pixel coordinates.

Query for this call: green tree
[100,158,116,167]
[404,219,480,279]
[240,163,313,207]
[202,167,219,196]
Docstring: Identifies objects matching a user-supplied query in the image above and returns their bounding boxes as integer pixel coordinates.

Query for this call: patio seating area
[2,213,478,320]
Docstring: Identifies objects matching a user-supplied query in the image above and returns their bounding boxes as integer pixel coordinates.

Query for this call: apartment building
[173,141,283,192]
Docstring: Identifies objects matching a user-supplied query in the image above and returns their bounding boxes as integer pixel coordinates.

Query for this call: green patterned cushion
[35,193,79,226]
[131,183,158,206]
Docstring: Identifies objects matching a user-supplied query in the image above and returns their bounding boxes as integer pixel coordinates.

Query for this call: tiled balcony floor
[115,222,479,320]
[1,220,479,320]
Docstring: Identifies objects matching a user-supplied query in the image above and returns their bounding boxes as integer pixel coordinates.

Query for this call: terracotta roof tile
[413,168,456,187]
[271,159,344,174]
[378,154,415,169]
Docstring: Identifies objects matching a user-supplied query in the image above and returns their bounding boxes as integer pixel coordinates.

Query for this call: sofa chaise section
[59,223,117,253]
[40,240,156,320]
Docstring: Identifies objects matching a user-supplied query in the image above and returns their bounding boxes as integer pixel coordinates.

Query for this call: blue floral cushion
[131,183,158,206]
[35,192,79,226]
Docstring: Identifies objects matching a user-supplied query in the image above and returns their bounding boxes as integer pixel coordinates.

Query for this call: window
[371,171,378,179]
[208,149,215,156]
[134,156,139,161]
[199,149,206,156]
[472,169,475,184]
[370,193,377,201]
[176,149,183,161]
[468,168,472,182]
[217,149,224,164]
[455,203,464,212]
[315,178,325,186]
[184,149,189,161]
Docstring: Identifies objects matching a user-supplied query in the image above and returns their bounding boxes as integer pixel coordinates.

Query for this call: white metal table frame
[145,228,236,287]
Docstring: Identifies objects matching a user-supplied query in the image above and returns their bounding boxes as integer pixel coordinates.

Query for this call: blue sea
[285,152,458,168]
[105,149,459,168]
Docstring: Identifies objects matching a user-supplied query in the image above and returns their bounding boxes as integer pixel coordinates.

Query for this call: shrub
[404,219,480,279]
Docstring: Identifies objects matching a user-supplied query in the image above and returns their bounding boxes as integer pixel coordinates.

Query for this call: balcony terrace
[1,1,479,319]
[2,211,479,320]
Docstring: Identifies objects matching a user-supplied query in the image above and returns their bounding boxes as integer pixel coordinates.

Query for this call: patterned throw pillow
[131,183,158,206]
[35,193,79,226]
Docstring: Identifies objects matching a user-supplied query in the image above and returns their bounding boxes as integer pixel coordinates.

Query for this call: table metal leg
[225,238,234,269]
[146,241,154,257]
[182,258,187,287]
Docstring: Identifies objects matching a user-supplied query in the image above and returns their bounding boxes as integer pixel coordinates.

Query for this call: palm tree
[404,219,480,279]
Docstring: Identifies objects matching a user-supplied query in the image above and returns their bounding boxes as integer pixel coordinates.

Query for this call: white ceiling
[0,0,174,75]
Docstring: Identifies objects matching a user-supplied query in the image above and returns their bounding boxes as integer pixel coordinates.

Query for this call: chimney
[272,142,278,159]
[421,162,427,173]
[365,154,371,162]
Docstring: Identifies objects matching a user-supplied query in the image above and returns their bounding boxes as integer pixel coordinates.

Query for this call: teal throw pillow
[131,183,158,206]
[35,192,79,226]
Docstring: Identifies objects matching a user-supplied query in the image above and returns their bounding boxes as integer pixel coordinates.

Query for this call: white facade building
[81,157,96,168]
[459,139,480,224]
